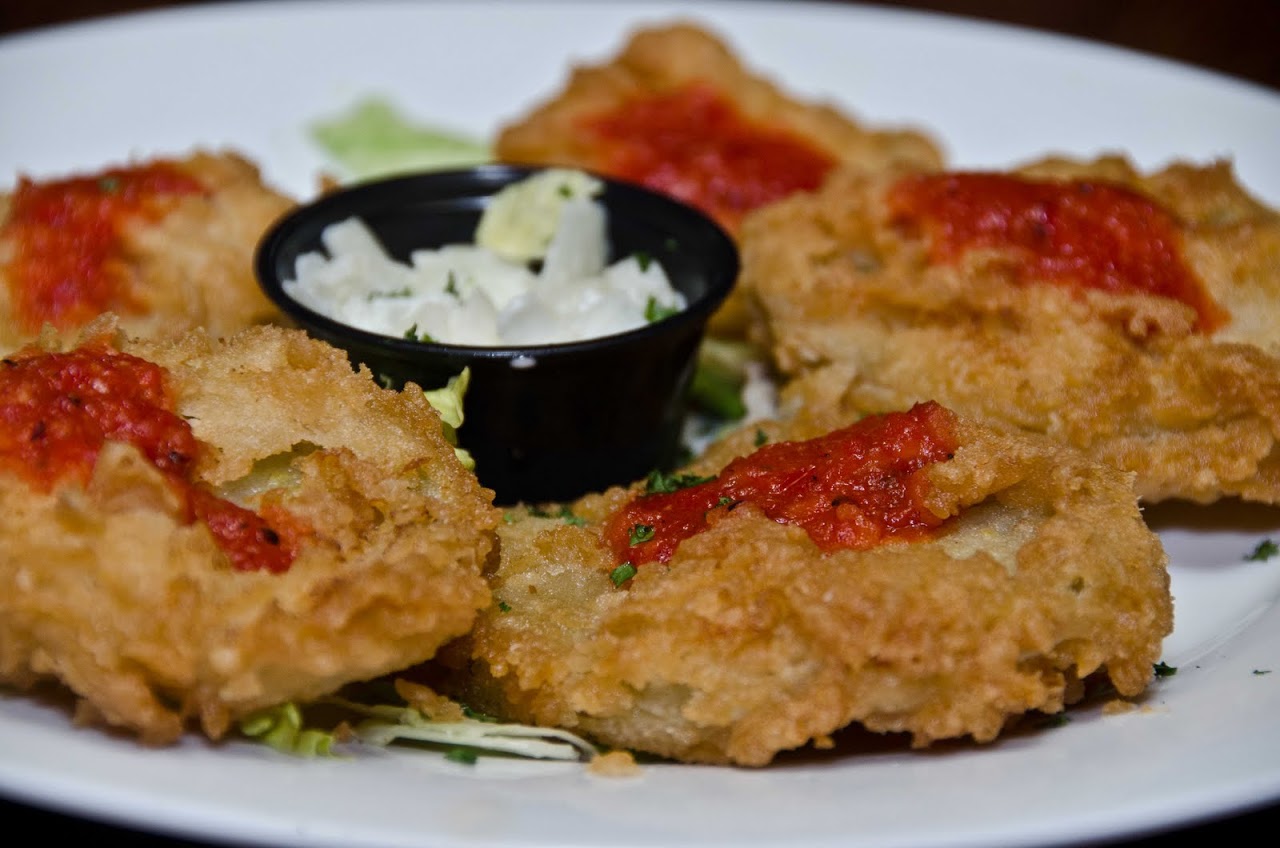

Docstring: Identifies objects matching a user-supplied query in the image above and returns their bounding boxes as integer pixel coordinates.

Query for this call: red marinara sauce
[3,162,207,334]
[886,172,1227,332]
[0,339,304,573]
[604,401,960,567]
[582,83,836,233]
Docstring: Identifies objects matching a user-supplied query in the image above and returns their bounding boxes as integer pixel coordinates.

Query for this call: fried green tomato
[493,21,943,338]
[436,403,1172,766]
[738,155,1280,504]
[0,150,295,353]
[0,317,499,744]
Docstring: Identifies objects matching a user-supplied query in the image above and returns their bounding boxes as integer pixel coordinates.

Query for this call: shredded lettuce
[239,695,598,764]
[240,703,339,757]
[422,367,474,469]
[311,96,491,182]
[328,697,598,761]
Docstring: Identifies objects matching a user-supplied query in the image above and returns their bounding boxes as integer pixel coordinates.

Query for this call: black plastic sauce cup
[255,164,738,505]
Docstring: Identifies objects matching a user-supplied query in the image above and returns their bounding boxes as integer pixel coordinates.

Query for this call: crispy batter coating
[493,21,944,336]
[738,155,1280,504]
[438,406,1171,766]
[0,150,295,353]
[0,317,500,744]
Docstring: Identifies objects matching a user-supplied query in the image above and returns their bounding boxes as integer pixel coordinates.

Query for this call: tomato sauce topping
[0,340,304,573]
[582,83,836,232]
[604,401,959,567]
[3,162,207,334]
[886,172,1227,332]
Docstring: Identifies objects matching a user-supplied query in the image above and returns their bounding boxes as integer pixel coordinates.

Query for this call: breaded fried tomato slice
[0,150,295,352]
[0,316,499,744]
[739,155,1280,504]
[493,21,944,336]
[437,402,1172,766]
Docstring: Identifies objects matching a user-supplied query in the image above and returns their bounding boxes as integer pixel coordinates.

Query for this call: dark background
[1,1,1278,847]
[3,0,1278,91]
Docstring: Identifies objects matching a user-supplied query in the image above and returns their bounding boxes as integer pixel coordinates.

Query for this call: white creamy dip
[282,169,686,346]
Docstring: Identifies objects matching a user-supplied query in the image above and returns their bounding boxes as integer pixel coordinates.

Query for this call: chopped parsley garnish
[404,324,434,343]
[528,504,586,526]
[444,271,460,297]
[634,250,653,271]
[1153,661,1177,678]
[1245,539,1279,561]
[610,562,637,586]
[497,600,512,613]
[445,747,479,764]
[644,296,680,323]
[628,524,655,545]
[644,469,715,494]
[461,705,500,723]
[1253,669,1272,676]
[367,286,412,301]
[97,176,121,194]
[754,429,769,447]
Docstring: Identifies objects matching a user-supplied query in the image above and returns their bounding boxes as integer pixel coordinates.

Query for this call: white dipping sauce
[282,169,686,346]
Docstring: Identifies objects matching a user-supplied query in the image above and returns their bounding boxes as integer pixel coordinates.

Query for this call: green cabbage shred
[310,96,491,182]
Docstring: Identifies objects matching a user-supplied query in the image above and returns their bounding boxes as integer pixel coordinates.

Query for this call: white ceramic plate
[3,3,1280,847]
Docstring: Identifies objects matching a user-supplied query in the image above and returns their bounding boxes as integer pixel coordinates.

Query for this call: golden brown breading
[0,150,295,353]
[0,317,499,744]
[437,405,1172,766]
[493,21,944,336]
[738,155,1280,504]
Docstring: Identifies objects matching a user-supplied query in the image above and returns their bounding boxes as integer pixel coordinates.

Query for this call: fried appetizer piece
[493,21,944,335]
[0,316,499,744]
[439,401,1172,766]
[0,150,295,352]
[739,155,1280,504]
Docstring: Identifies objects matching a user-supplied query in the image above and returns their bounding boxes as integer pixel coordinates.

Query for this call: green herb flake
[528,504,587,526]
[559,509,587,527]
[1153,661,1178,678]
[97,176,121,194]
[367,286,412,301]
[403,324,434,343]
[754,429,769,447]
[644,469,715,494]
[610,562,637,587]
[445,272,460,297]
[1245,539,1279,561]
[628,524,655,545]
[444,747,479,765]
[497,600,512,614]
[644,296,680,323]
[461,705,500,723]
[634,250,653,272]
[1253,669,1272,676]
